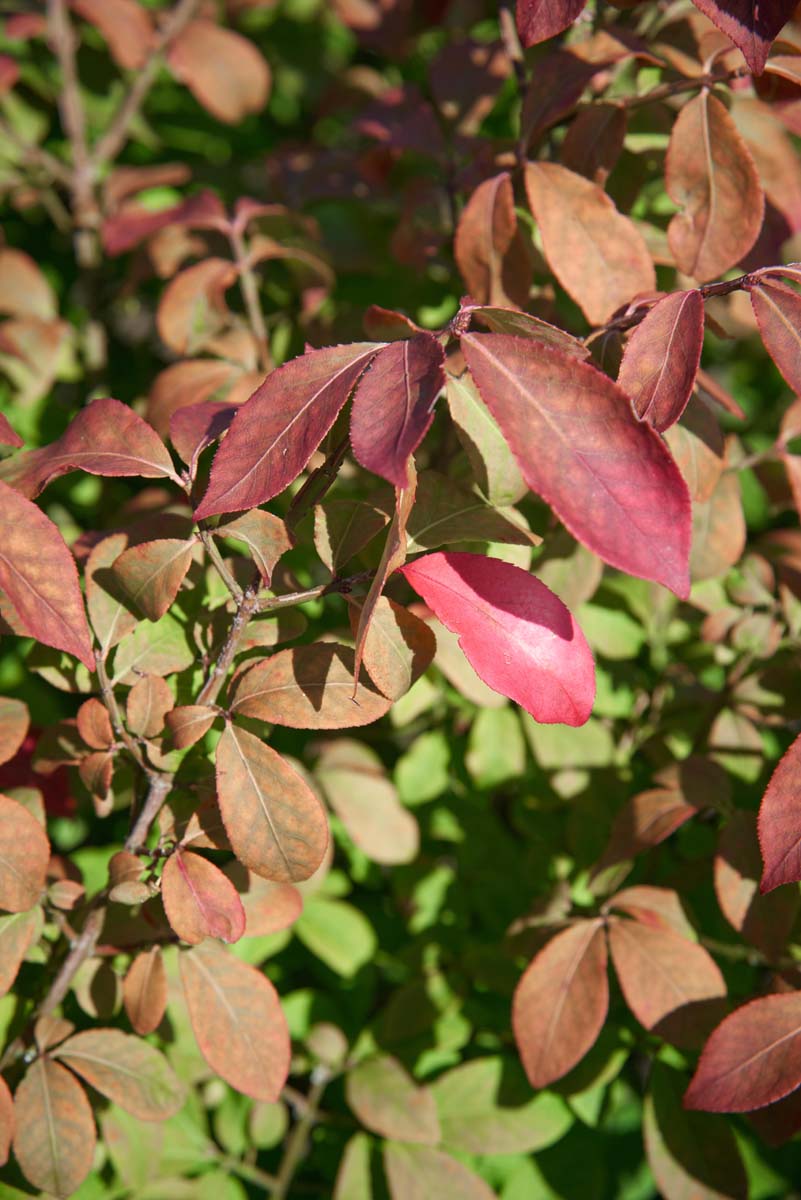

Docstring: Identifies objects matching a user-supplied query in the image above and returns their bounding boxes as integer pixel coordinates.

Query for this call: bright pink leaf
[400,551,595,726]
[350,334,444,487]
[690,0,796,75]
[758,730,801,892]
[195,343,380,519]
[461,333,691,597]
[685,993,801,1112]
[516,0,586,47]
[617,291,705,433]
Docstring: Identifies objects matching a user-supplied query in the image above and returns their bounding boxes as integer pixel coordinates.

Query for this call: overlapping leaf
[110,539,194,622]
[346,1055,440,1143]
[168,19,271,124]
[690,0,797,74]
[618,291,705,432]
[758,730,801,891]
[516,0,586,47]
[750,278,801,396]
[162,849,246,944]
[453,172,532,308]
[0,696,28,765]
[53,1028,184,1119]
[716,809,799,959]
[13,1058,95,1198]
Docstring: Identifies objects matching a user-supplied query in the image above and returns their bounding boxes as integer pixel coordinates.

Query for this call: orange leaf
[13,1058,95,1198]
[0,794,49,912]
[162,848,246,944]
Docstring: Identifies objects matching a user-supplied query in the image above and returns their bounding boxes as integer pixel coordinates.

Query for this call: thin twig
[229,226,272,374]
[0,116,72,186]
[95,650,148,771]
[199,527,245,602]
[285,434,350,532]
[197,584,262,706]
[48,0,98,265]
[272,1069,331,1200]
[125,774,174,853]
[619,65,750,111]
[584,269,762,343]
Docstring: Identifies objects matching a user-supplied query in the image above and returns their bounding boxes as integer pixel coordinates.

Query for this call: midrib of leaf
[698,92,718,271]
[758,286,801,357]
[125,542,192,606]
[186,950,258,1058]
[535,922,602,1082]
[613,920,704,1006]
[639,296,691,423]
[228,729,293,877]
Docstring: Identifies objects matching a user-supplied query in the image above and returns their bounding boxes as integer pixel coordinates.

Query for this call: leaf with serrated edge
[716,809,799,959]
[690,0,796,74]
[161,848,245,944]
[126,674,174,738]
[13,1058,95,1198]
[123,946,167,1035]
[0,794,49,911]
[53,1028,184,1119]
[751,281,801,397]
[216,724,328,882]
[346,1055,441,1143]
[110,539,194,622]
[349,596,436,701]
[165,705,218,749]
[461,334,691,596]
[180,939,290,1100]
[758,730,801,892]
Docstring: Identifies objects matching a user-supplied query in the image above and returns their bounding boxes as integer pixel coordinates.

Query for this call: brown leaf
[561,101,628,186]
[85,532,139,655]
[0,1073,12,1167]
[78,751,113,803]
[665,394,727,503]
[76,697,113,750]
[594,787,698,875]
[156,258,237,355]
[161,848,246,944]
[72,0,155,69]
[349,596,435,702]
[691,470,746,581]
[618,290,705,432]
[165,705,218,750]
[512,919,608,1088]
[346,1055,441,1143]
[13,1058,95,1198]
[716,809,799,958]
[148,359,242,437]
[0,248,56,320]
[110,538,194,622]
[167,19,271,124]
[221,861,303,936]
[609,885,697,940]
[0,908,42,996]
[525,161,655,324]
[750,279,801,396]
[445,369,528,507]
[666,92,764,282]
[53,1028,184,1119]
[0,792,49,912]
[0,696,28,766]
[180,939,290,1099]
[316,738,419,864]
[123,946,168,1035]
[454,172,532,309]
[216,723,329,882]
[230,643,393,728]
[213,510,292,584]
[126,674,174,738]
[0,482,94,668]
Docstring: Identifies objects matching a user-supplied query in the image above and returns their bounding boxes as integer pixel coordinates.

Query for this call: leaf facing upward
[195,343,381,518]
[180,939,290,1100]
[689,0,796,74]
[383,1143,496,1200]
[0,397,179,498]
[346,1055,441,1144]
[53,1028,184,1120]
[350,333,445,487]
[348,596,436,701]
[618,291,705,432]
[13,1058,95,1198]
[161,848,246,944]
[513,920,609,1088]
[666,92,764,282]
[215,724,329,882]
[758,731,801,891]
[110,538,194,622]
[750,280,801,396]
[453,172,532,309]
[0,481,95,668]
[461,334,692,596]
[0,793,49,912]
[401,552,595,726]
[685,993,801,1112]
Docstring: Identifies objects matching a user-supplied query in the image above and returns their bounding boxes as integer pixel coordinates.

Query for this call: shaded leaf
[0,907,42,996]
[406,469,539,552]
[467,304,589,357]
[446,369,527,507]
[516,0,586,46]
[126,674,174,738]
[349,596,435,701]
[216,723,328,882]
[401,551,595,726]
[221,861,303,937]
[690,0,796,74]
[13,1058,95,1198]
[123,946,168,1036]
[685,993,801,1112]
[618,291,705,432]
[461,334,691,596]
[111,539,194,622]
[525,161,655,325]
[111,611,194,686]
[346,1055,440,1144]
[383,1141,495,1200]
[76,697,113,749]
[85,532,139,654]
[665,394,727,503]
[0,412,22,448]
[453,172,532,308]
[316,739,419,864]
[0,697,28,766]
[750,279,801,396]
[351,334,445,487]
[560,101,628,186]
[213,511,292,584]
[165,705,218,750]
[180,939,290,1100]
[169,398,239,470]
[758,730,801,891]
[608,886,697,940]
[162,849,246,945]
[690,470,746,581]
[0,248,56,320]
[196,343,380,519]
[595,788,698,874]
[54,1028,184,1119]
[230,643,392,728]
[716,809,799,959]
[334,1133,372,1200]
[168,19,271,124]
[0,1073,12,1167]
[513,920,609,1088]
[666,92,763,282]
[0,481,94,668]
[314,498,390,574]
[0,793,49,912]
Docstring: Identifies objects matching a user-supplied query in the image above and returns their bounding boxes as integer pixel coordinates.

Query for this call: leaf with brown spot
[316,739,420,864]
[512,919,608,1088]
[750,280,801,396]
[110,538,194,622]
[13,1058,95,1198]
[213,510,292,584]
[0,482,94,668]
[162,848,245,944]
[165,705,218,749]
[0,908,42,995]
[53,1028,184,1119]
[72,0,155,69]
[222,861,303,936]
[0,793,49,912]
[0,1073,12,1166]
[525,162,655,325]
[230,643,393,729]
[0,697,28,766]
[618,291,705,432]
[180,939,290,1100]
[666,92,764,282]
[168,19,271,124]
[346,1055,440,1143]
[126,674,174,738]
[216,724,328,882]
[123,946,168,1036]
[348,596,435,701]
[454,172,532,309]
[76,697,113,750]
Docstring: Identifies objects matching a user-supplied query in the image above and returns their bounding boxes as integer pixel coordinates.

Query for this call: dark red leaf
[350,334,444,488]
[461,333,691,596]
[169,399,238,470]
[101,190,227,256]
[685,993,801,1112]
[690,0,796,74]
[516,0,586,47]
[618,291,705,432]
[195,343,380,519]
[401,551,595,726]
[758,730,801,891]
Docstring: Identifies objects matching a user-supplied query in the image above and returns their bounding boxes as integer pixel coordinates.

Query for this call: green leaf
[296,897,377,977]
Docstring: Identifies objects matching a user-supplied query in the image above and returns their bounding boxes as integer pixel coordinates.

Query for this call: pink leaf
[0,414,22,448]
[400,551,595,726]
[750,279,801,397]
[758,730,801,892]
[102,190,226,256]
[195,343,380,519]
[350,334,445,487]
[685,993,801,1113]
[617,291,705,433]
[516,0,586,47]
[689,0,796,75]
[461,333,691,596]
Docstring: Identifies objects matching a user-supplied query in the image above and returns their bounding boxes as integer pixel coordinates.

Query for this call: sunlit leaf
[126,674,174,738]
[690,0,796,74]
[162,849,246,944]
[0,793,49,912]
[111,539,195,622]
[54,1028,184,1119]
[750,279,801,396]
[0,697,28,766]
[168,19,271,124]
[758,730,801,891]
[123,946,168,1036]
[618,291,704,432]
[13,1058,95,1198]
[453,172,532,308]
[383,1142,496,1200]
[213,511,292,584]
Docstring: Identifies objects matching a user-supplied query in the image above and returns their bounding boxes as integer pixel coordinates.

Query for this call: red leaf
[13,1058,95,1198]
[666,92,764,282]
[685,993,801,1112]
[0,413,22,448]
[161,848,246,944]
[716,809,800,959]
[195,343,380,519]
[401,551,595,726]
[758,730,801,891]
[0,794,49,912]
[102,190,226,257]
[350,334,444,487]
[516,0,586,47]
[180,939,290,1100]
[690,0,796,74]
[123,946,167,1036]
[608,917,726,1046]
[453,172,532,309]
[618,291,705,432]
[167,19,271,124]
[0,397,179,499]
[461,333,691,596]
[750,280,801,396]
[512,919,608,1087]
[110,538,194,623]
[594,788,699,874]
[0,481,94,668]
